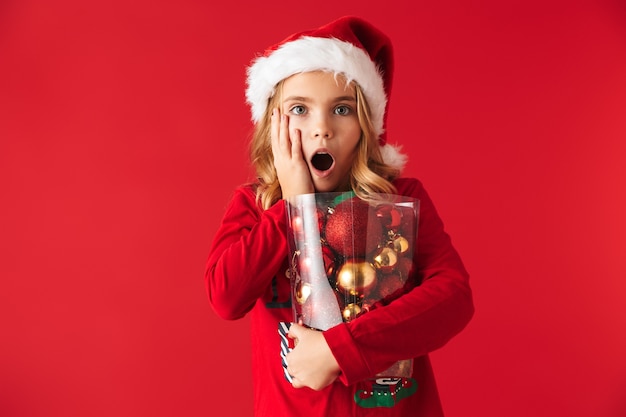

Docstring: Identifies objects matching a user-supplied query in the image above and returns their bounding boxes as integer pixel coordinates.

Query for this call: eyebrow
[283,95,356,103]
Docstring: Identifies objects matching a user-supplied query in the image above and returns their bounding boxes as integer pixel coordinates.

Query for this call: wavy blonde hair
[250,74,400,210]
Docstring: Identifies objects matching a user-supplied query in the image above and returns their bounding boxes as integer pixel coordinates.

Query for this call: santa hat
[245,16,407,171]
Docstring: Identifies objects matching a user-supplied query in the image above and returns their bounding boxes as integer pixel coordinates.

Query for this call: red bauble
[361,296,383,313]
[398,206,417,239]
[375,204,403,231]
[396,256,413,278]
[324,198,382,257]
[377,273,405,299]
[291,215,303,234]
[322,245,338,279]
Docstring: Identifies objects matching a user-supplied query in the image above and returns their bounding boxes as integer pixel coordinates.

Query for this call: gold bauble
[342,303,362,322]
[372,247,398,273]
[392,235,410,255]
[294,281,311,305]
[336,260,377,296]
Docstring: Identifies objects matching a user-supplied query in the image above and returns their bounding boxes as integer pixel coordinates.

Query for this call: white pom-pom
[380,144,408,172]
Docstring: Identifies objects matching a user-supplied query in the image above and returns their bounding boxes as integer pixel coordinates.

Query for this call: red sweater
[205,178,474,416]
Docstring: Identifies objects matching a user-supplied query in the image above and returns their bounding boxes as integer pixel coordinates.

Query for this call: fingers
[270,108,280,151]
[279,112,289,152]
[287,322,304,340]
[270,108,314,197]
[287,367,304,389]
[272,110,302,159]
[270,108,291,155]
[290,127,302,159]
[271,108,287,155]
[291,377,304,389]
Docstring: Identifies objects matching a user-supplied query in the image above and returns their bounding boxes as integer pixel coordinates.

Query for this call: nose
[312,114,333,139]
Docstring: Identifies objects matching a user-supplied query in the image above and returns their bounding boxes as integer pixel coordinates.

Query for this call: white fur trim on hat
[246,36,387,139]
[380,143,407,172]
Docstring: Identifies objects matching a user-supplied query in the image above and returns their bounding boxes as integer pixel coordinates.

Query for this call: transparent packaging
[285,192,419,378]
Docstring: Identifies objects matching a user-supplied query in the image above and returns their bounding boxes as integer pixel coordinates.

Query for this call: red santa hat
[245,16,407,171]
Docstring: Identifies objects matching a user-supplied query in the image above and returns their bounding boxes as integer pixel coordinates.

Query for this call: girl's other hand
[271,108,314,199]
[285,323,340,391]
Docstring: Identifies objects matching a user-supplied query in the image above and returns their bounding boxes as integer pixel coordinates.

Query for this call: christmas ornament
[295,281,311,305]
[288,194,343,330]
[287,193,418,329]
[325,197,382,257]
[361,296,383,313]
[398,206,417,249]
[286,192,420,381]
[392,235,410,255]
[336,259,377,296]
[372,246,399,274]
[322,245,337,280]
[342,303,362,322]
[291,214,303,235]
[376,273,405,299]
[376,204,403,231]
[396,257,413,278]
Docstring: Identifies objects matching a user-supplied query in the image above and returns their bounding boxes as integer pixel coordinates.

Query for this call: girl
[205,16,473,416]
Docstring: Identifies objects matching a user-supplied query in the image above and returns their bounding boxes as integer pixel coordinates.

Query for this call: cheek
[346,127,362,150]
[345,121,362,143]
[288,118,307,136]
[337,143,360,165]
[299,138,316,161]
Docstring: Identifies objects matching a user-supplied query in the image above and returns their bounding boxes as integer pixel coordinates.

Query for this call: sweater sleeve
[323,178,474,385]
[205,186,289,320]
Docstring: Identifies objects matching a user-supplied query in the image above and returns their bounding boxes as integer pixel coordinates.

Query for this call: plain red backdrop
[1,0,625,416]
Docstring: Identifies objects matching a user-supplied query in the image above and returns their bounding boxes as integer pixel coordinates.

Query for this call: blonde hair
[249,74,399,210]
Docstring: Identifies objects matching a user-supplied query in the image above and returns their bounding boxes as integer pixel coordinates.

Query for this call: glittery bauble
[375,204,403,231]
[342,303,362,322]
[392,235,410,255]
[336,259,377,296]
[372,246,399,274]
[324,198,382,257]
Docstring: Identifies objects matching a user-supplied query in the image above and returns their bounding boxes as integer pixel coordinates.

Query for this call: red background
[1,0,625,416]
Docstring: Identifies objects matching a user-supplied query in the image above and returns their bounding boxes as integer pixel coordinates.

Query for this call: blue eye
[334,105,351,115]
[290,105,306,115]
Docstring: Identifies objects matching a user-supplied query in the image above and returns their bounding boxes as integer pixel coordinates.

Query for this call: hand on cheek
[270,109,314,199]
[285,323,340,391]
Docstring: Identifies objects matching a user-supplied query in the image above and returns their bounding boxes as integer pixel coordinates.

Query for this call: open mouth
[311,152,334,172]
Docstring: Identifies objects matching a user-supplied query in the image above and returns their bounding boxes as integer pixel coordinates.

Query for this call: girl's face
[281,71,362,193]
